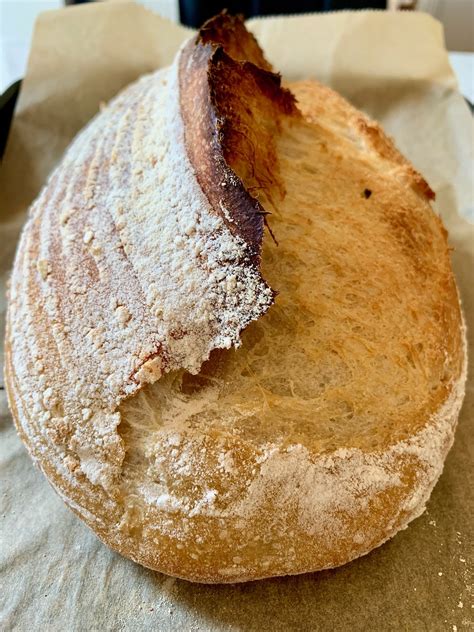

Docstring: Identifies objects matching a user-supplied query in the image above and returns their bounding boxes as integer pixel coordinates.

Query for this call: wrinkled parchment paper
[1,4,473,630]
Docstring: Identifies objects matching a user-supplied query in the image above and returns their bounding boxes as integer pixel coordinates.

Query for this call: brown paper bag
[0,4,472,630]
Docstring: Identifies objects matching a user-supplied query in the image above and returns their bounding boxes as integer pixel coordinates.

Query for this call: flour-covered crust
[5,19,278,489]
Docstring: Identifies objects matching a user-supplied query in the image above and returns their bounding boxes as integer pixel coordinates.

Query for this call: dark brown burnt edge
[178,12,300,264]
[197,10,272,72]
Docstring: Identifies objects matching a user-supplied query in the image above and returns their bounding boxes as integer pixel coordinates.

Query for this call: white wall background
[0,0,179,92]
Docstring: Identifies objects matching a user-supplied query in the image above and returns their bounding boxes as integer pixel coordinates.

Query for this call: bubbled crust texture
[5,14,467,583]
[109,77,466,582]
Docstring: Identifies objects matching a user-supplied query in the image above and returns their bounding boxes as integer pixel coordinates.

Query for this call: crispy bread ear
[179,12,299,258]
[198,10,272,70]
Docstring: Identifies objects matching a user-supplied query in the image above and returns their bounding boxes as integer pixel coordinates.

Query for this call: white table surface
[0,2,473,101]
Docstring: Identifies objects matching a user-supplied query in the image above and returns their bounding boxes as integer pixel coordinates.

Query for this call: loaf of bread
[5,13,466,583]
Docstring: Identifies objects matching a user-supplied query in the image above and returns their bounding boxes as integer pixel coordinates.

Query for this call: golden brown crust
[114,77,465,582]
[292,79,435,200]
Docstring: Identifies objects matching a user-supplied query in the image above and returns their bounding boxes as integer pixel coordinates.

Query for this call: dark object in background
[327,0,386,8]
[0,80,21,161]
[179,1,323,27]
[179,0,386,27]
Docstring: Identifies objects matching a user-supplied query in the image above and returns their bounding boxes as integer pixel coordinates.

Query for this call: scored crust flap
[179,19,300,254]
[6,15,298,496]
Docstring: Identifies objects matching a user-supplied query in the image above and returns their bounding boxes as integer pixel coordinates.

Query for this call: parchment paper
[0,4,473,631]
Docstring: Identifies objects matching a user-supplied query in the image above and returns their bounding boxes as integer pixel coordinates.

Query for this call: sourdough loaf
[5,13,466,582]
